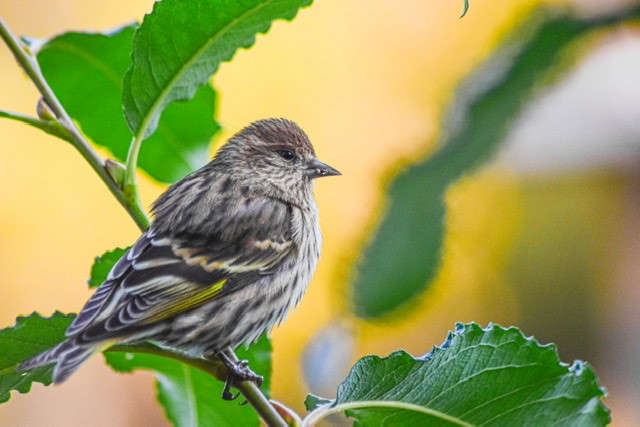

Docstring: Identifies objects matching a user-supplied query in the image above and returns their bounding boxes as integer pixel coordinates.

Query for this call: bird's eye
[277,149,296,161]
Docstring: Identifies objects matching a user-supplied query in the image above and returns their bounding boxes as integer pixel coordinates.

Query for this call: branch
[107,345,287,427]
[0,18,150,230]
[0,17,286,427]
[107,343,227,381]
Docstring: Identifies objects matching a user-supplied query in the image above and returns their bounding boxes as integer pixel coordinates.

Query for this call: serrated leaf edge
[126,0,313,140]
[318,323,608,426]
[0,312,75,403]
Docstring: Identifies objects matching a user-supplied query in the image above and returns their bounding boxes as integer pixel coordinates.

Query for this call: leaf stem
[0,17,286,427]
[460,0,470,18]
[123,133,146,228]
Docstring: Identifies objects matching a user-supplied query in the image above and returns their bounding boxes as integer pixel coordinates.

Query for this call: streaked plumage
[20,118,340,384]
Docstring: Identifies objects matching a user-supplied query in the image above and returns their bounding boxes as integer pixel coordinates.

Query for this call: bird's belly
[157,254,317,356]
[156,205,321,357]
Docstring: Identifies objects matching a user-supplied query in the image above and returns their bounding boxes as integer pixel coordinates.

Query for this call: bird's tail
[19,339,99,384]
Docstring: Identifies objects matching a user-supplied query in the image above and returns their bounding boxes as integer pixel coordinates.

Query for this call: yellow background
[1,0,638,425]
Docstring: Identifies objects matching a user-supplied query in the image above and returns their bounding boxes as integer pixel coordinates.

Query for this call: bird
[19,118,340,398]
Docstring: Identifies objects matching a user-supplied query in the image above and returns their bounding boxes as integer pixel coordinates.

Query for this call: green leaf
[88,247,128,288]
[351,5,640,318]
[122,0,313,140]
[106,336,272,427]
[36,26,219,183]
[0,312,74,403]
[307,323,609,426]
[140,85,219,182]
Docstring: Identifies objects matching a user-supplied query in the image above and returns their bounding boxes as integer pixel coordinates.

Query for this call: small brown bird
[20,118,340,398]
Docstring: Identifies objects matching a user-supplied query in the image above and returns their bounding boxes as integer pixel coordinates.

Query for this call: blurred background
[1,0,639,425]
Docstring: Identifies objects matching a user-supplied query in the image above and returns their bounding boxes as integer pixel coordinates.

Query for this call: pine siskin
[20,118,340,396]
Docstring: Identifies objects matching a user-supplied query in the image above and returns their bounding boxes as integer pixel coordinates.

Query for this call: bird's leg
[217,349,263,401]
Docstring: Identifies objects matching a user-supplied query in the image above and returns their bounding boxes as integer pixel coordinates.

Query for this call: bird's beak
[304,157,341,179]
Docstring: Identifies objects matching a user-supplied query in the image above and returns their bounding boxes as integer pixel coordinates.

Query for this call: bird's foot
[218,353,263,401]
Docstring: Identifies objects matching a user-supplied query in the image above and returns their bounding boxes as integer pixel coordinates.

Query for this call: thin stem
[123,133,146,228]
[0,18,150,230]
[1,17,285,426]
[107,343,227,380]
[0,109,74,143]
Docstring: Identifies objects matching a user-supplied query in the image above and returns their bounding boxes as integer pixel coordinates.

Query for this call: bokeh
[1,0,639,425]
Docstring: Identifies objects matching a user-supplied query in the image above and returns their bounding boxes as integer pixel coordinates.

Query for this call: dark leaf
[0,312,74,403]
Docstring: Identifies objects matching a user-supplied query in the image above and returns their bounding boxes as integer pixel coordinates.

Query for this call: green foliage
[106,336,272,427]
[1,0,634,425]
[36,27,219,183]
[307,323,609,426]
[123,0,313,140]
[0,312,74,403]
[350,5,640,319]
[88,247,128,288]
[0,0,316,422]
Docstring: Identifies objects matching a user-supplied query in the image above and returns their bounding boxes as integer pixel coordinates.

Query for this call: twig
[107,343,227,381]
[0,109,74,143]
[106,345,287,427]
[0,17,286,427]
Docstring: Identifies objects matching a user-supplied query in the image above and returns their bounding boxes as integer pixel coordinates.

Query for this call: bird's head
[217,118,340,199]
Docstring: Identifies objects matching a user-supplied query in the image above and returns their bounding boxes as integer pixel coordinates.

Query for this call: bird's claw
[220,358,263,401]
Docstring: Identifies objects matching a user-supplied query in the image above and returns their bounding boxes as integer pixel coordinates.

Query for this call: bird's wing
[67,196,295,342]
